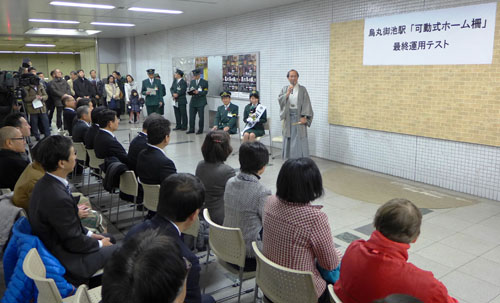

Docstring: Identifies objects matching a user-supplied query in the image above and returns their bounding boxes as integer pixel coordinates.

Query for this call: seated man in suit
[126,174,214,303]
[94,109,129,165]
[128,113,160,172]
[28,135,117,285]
[103,230,189,303]
[62,94,77,135]
[0,126,30,190]
[211,91,238,134]
[84,106,106,150]
[136,117,176,185]
[72,105,92,143]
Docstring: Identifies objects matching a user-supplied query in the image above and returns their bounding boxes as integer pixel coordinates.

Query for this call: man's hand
[96,95,100,99]
[299,117,307,125]
[146,91,151,95]
[36,95,42,100]
[193,90,199,95]
[91,233,106,240]
[159,102,163,107]
[173,93,178,98]
[223,126,230,132]
[78,207,89,218]
[286,85,293,98]
[212,126,218,131]
[101,237,113,247]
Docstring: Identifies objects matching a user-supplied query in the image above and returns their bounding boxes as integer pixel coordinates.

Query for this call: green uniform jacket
[141,78,163,106]
[214,103,239,134]
[188,78,208,107]
[243,103,267,136]
[170,79,187,105]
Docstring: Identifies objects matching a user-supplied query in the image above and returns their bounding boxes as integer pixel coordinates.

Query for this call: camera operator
[23,74,50,141]
[48,69,71,130]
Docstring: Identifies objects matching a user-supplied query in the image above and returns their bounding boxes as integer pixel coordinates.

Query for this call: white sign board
[363,2,497,65]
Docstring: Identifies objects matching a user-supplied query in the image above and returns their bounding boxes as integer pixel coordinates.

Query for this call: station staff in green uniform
[170,69,188,130]
[212,91,239,134]
[187,69,208,134]
[141,69,163,116]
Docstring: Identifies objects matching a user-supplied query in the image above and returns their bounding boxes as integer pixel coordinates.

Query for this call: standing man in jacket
[49,69,72,130]
[73,69,94,101]
[170,69,188,130]
[141,69,163,116]
[187,69,208,134]
[23,75,50,140]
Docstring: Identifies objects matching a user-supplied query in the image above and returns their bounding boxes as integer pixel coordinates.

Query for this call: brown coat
[12,162,45,212]
[23,85,48,114]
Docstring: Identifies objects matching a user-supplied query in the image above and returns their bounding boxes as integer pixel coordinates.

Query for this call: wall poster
[223,53,259,99]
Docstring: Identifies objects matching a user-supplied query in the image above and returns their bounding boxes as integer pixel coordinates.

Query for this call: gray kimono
[278,84,314,159]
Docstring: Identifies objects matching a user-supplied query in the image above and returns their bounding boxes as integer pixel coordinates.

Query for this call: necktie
[65,184,72,196]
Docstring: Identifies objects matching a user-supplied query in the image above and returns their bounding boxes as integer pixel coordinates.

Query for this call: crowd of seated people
[1,102,458,303]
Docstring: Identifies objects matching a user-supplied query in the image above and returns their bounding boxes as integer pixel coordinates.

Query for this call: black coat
[125,215,202,303]
[73,77,94,99]
[63,108,77,135]
[0,149,30,190]
[127,132,148,172]
[28,174,100,276]
[94,129,129,166]
[72,120,90,143]
[136,145,176,185]
[84,124,99,149]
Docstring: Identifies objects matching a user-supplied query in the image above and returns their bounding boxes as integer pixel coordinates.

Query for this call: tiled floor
[1,119,499,303]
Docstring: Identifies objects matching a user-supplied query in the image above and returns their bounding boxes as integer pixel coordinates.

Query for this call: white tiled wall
[125,0,499,201]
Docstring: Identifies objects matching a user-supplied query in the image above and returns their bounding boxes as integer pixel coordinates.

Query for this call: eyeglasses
[9,137,25,141]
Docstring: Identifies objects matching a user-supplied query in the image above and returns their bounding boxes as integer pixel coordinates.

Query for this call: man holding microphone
[278,69,314,160]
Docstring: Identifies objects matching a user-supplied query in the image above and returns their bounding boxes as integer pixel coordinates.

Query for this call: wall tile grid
[128,0,499,201]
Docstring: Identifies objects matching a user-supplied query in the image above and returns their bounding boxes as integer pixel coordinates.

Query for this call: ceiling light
[25,28,101,36]
[25,43,56,47]
[91,22,135,27]
[128,7,183,14]
[29,18,80,24]
[50,1,115,9]
[37,51,59,54]
[0,51,81,54]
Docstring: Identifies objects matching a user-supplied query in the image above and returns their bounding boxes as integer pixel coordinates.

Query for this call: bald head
[0,126,25,152]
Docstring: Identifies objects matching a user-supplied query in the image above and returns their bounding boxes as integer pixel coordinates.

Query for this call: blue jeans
[30,113,50,139]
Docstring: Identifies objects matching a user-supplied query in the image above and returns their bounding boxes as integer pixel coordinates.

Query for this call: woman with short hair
[262,157,341,303]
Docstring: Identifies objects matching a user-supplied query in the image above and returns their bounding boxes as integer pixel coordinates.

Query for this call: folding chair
[328,284,343,303]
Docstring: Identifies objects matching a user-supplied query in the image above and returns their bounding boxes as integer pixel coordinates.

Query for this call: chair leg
[237,267,244,303]
[203,245,211,294]
[253,284,259,303]
[115,194,120,223]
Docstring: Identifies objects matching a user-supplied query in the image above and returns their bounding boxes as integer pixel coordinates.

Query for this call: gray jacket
[49,78,72,107]
[223,172,272,257]
[196,160,235,225]
[278,84,314,138]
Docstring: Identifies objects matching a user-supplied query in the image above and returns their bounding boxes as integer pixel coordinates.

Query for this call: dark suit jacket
[94,129,129,166]
[125,215,202,303]
[63,108,77,135]
[0,149,30,190]
[29,174,99,274]
[72,120,90,143]
[84,124,99,149]
[188,79,208,107]
[127,132,148,172]
[73,77,94,99]
[136,145,176,185]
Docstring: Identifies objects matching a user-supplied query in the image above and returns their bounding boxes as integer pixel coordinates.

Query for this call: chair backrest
[73,142,88,162]
[328,284,343,303]
[252,242,317,303]
[74,285,91,303]
[203,208,246,267]
[0,188,11,195]
[86,149,104,170]
[23,248,64,303]
[119,170,138,196]
[140,181,160,211]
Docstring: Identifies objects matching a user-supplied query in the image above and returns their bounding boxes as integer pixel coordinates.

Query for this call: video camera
[0,71,39,107]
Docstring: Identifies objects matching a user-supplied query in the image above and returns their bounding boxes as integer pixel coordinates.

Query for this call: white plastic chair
[328,284,343,303]
[139,181,160,212]
[252,241,318,303]
[74,284,102,303]
[73,142,88,188]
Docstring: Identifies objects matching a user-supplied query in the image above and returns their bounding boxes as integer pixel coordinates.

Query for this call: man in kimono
[141,69,163,116]
[170,69,188,130]
[212,91,238,134]
[186,69,208,134]
[278,69,313,160]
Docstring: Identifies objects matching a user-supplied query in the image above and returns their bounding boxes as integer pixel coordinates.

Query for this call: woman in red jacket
[334,198,458,303]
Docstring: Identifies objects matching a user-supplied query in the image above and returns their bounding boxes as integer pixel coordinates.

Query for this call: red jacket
[334,230,458,303]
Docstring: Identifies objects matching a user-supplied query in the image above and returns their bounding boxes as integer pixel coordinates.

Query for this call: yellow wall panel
[329,12,500,147]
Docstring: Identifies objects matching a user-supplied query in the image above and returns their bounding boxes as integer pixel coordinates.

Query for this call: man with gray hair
[72,105,92,143]
[0,126,30,190]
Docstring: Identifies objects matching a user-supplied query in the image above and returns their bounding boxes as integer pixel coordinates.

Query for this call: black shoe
[181,128,187,131]
[186,130,194,134]
[196,130,203,134]
[173,127,180,130]
[136,204,146,211]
